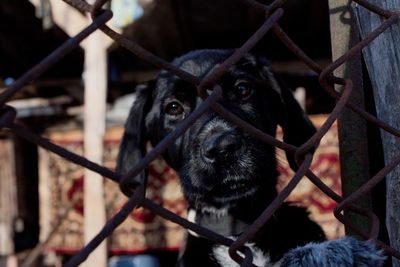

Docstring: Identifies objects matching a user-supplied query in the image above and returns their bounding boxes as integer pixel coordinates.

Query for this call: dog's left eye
[165,101,184,117]
[235,81,253,99]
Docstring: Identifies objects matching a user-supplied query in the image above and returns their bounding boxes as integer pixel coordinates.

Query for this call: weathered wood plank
[354,2,400,266]
[0,139,17,256]
[329,0,372,236]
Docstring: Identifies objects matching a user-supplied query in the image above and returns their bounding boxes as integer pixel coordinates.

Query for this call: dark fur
[280,237,386,267]
[116,49,383,266]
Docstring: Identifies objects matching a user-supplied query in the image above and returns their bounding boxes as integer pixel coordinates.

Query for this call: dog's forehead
[153,51,260,99]
[160,50,232,79]
[153,75,196,100]
[171,50,259,77]
[173,49,233,75]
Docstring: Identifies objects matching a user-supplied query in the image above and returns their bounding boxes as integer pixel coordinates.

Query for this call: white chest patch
[212,242,281,267]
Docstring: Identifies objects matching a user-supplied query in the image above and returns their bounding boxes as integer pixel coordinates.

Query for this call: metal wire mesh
[1,0,400,266]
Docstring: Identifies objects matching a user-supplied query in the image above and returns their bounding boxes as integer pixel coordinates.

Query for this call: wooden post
[30,0,88,37]
[82,11,108,267]
[329,0,372,236]
[38,147,51,245]
[354,2,400,266]
[0,139,17,256]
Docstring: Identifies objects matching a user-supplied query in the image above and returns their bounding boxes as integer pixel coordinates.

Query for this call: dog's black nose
[203,133,241,163]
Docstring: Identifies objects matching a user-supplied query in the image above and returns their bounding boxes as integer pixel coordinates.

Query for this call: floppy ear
[258,57,316,170]
[116,82,154,195]
[277,78,316,169]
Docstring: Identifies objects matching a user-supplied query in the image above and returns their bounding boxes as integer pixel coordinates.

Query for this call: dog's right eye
[165,101,184,117]
[234,80,254,100]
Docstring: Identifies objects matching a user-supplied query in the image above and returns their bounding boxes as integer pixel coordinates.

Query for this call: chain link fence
[1,0,400,266]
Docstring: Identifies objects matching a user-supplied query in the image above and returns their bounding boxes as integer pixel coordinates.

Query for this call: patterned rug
[39,114,343,255]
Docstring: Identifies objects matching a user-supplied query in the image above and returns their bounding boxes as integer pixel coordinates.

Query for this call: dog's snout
[203,133,241,163]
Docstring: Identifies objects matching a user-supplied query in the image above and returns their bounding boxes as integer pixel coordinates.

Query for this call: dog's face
[117,49,315,210]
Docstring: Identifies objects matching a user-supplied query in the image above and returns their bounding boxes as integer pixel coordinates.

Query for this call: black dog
[117,49,385,266]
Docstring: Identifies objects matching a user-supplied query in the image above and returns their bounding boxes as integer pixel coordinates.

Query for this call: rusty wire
[0,0,400,266]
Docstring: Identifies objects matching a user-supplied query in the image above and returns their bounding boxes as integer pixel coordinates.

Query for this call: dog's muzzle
[201,131,242,165]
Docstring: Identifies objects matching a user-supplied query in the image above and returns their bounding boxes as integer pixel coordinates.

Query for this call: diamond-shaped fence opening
[1,0,400,266]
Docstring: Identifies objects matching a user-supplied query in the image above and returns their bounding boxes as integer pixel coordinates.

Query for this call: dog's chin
[209,183,258,204]
[190,187,259,210]
[188,175,262,209]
